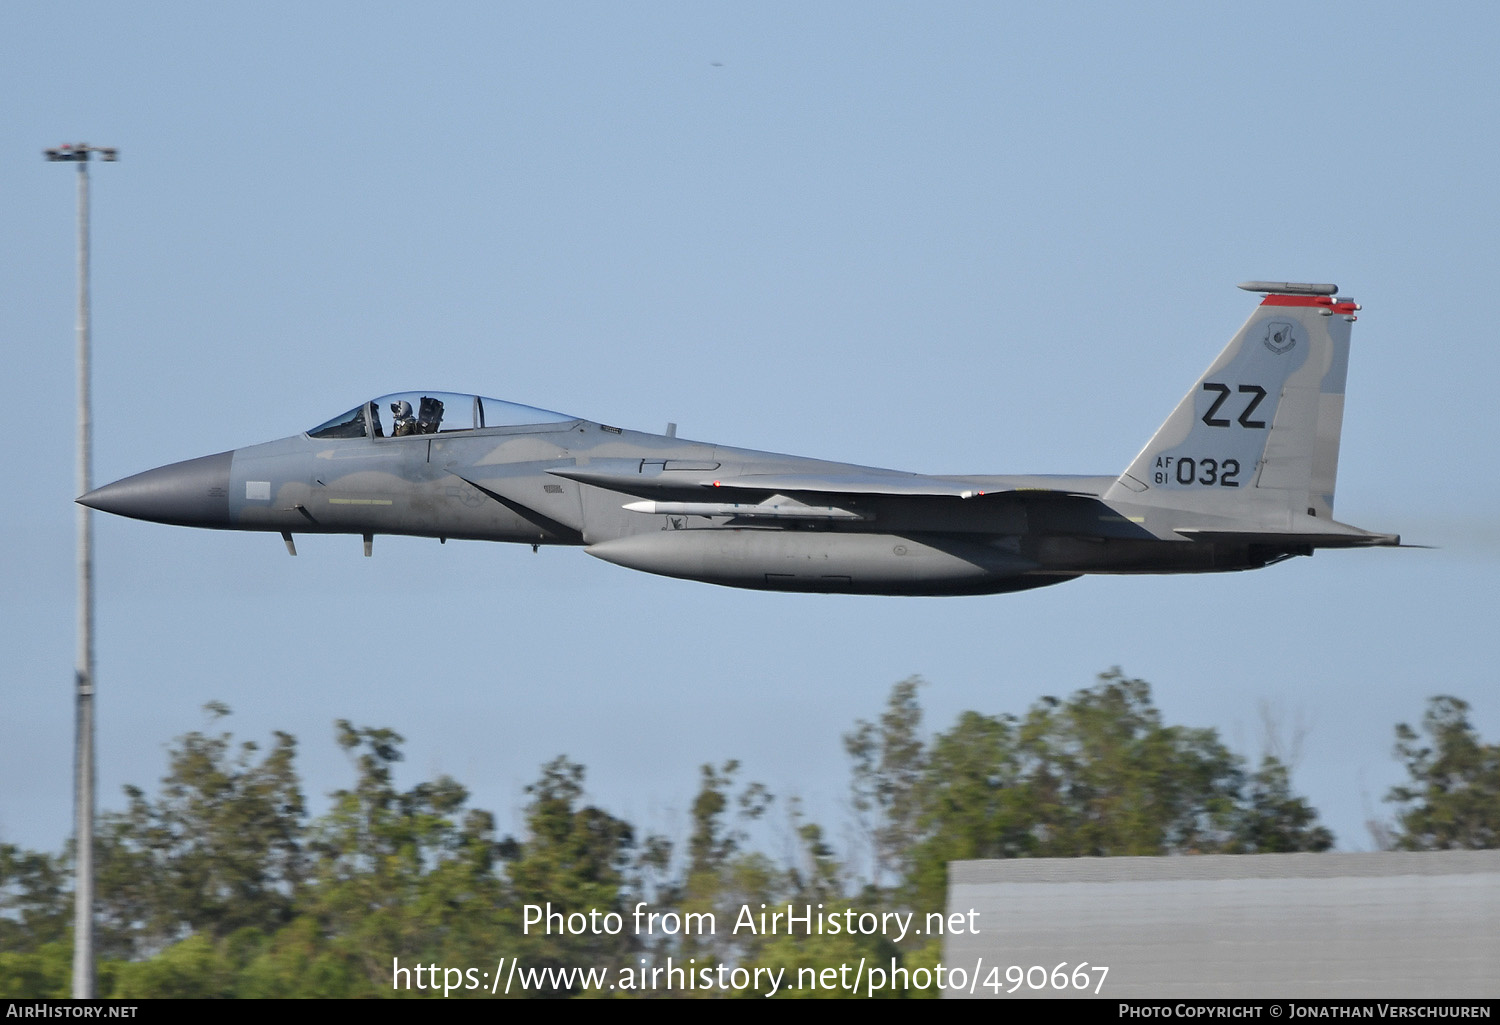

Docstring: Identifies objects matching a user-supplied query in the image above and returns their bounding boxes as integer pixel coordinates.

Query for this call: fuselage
[79,286,1401,596]
[79,402,1309,596]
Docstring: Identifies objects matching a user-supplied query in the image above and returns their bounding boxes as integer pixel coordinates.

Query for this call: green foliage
[8,669,1359,998]
[1030,669,1244,856]
[683,761,770,886]
[783,799,843,903]
[845,677,927,891]
[302,721,511,992]
[110,933,233,999]
[93,704,304,960]
[906,709,1033,906]
[0,843,70,954]
[1387,696,1500,849]
[0,941,70,998]
[504,756,636,995]
[232,917,364,998]
[658,764,905,997]
[660,760,775,973]
[1231,756,1333,854]
[871,669,1337,913]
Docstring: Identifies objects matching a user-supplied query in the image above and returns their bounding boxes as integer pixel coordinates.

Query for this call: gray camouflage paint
[80,284,1398,596]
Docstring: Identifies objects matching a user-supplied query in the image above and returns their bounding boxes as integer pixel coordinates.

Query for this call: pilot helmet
[392,400,413,418]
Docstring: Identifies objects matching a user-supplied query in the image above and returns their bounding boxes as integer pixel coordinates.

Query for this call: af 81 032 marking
[1154,456,1241,488]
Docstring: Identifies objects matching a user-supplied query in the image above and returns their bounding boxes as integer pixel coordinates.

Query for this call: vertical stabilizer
[1103,283,1360,528]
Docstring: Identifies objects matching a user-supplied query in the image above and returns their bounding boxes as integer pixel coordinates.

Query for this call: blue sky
[4,2,1498,866]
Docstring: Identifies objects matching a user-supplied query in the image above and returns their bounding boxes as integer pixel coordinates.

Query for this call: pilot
[391,400,417,436]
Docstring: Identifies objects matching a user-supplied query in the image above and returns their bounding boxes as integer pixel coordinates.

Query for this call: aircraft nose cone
[78,451,232,527]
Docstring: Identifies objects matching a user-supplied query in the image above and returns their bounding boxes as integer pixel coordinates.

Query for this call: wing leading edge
[548,465,1098,501]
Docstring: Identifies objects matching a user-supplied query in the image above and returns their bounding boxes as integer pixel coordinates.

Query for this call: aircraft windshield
[307,393,576,439]
[308,405,370,439]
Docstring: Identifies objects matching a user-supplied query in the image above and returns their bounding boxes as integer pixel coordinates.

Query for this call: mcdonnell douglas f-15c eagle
[81,282,1399,596]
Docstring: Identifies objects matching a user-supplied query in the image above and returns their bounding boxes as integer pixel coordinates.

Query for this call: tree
[1387,696,1500,850]
[303,720,506,992]
[855,669,1336,915]
[1029,669,1244,857]
[2,669,1356,998]
[0,843,72,996]
[683,760,771,886]
[905,709,1034,907]
[665,760,775,971]
[844,676,926,890]
[1231,756,1334,853]
[503,756,637,995]
[668,765,901,997]
[0,843,70,953]
[94,703,305,960]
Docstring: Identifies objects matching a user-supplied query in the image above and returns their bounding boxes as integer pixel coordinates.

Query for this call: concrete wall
[945,851,1500,998]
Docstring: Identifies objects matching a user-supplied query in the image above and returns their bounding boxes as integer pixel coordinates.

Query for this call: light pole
[44,141,116,1000]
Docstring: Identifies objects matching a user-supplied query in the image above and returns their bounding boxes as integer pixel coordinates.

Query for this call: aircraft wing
[1175,527,1401,548]
[548,466,1026,500]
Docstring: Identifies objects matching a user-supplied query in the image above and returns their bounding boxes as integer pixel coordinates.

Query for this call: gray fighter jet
[80,282,1399,595]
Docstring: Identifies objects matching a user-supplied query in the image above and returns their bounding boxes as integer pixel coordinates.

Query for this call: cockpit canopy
[308,392,577,439]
